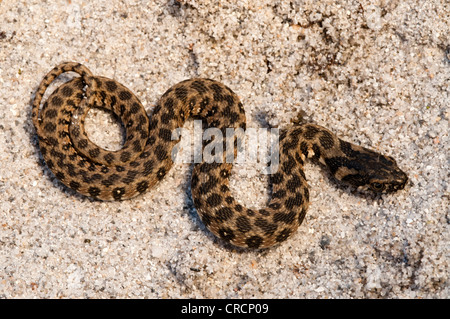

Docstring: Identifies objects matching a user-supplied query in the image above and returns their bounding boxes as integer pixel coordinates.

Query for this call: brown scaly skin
[32,62,408,248]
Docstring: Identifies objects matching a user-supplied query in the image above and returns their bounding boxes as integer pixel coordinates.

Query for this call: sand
[0,0,448,298]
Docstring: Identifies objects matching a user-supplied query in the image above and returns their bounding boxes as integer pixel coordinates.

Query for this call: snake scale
[32,62,408,248]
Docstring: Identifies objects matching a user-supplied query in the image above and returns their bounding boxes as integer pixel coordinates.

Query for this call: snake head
[332,148,408,194]
[363,158,408,193]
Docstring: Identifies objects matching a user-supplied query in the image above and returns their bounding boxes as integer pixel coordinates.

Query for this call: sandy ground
[0,0,448,298]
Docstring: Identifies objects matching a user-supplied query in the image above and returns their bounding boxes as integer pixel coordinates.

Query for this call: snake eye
[370,182,384,191]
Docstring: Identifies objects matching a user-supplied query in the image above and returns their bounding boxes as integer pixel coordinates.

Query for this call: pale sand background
[0,0,448,298]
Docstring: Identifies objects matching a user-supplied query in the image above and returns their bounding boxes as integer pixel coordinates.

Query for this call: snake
[32,62,408,249]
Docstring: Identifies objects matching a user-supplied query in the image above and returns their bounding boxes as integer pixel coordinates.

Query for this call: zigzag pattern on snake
[32,62,408,249]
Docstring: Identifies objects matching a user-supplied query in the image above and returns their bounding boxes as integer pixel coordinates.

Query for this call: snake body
[32,62,408,248]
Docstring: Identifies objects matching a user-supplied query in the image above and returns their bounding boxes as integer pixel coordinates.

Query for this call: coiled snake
[32,62,408,248]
